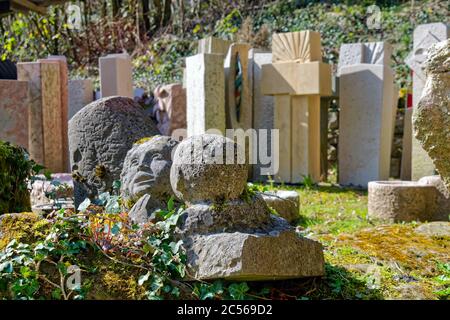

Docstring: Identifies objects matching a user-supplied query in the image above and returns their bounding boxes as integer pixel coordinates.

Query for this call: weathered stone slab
[153,83,186,135]
[99,53,133,98]
[261,190,299,223]
[186,53,225,136]
[339,64,395,187]
[17,61,65,172]
[40,56,70,172]
[0,80,29,149]
[184,230,324,280]
[338,42,393,72]
[68,79,94,120]
[407,23,449,180]
[273,95,291,183]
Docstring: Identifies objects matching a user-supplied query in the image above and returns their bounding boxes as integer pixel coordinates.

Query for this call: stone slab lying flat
[261,190,300,223]
[184,230,324,281]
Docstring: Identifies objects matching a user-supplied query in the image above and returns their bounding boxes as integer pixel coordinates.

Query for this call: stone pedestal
[0,80,30,150]
[186,53,225,136]
[17,61,65,172]
[99,53,133,98]
[338,42,397,187]
[406,23,449,180]
[261,31,331,184]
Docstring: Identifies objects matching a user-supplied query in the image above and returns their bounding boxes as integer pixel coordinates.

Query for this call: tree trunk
[142,0,151,34]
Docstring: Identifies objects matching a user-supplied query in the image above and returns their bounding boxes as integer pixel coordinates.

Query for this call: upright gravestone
[39,56,70,172]
[250,50,274,182]
[405,23,449,180]
[99,53,133,98]
[185,53,225,137]
[0,80,29,149]
[261,31,332,183]
[68,79,94,120]
[17,61,65,172]
[338,42,397,187]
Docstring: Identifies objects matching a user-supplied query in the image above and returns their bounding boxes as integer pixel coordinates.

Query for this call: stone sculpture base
[184,230,324,281]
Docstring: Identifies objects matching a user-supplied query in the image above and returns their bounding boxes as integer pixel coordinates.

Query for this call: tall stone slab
[99,53,133,98]
[405,23,449,180]
[39,56,70,172]
[0,80,29,149]
[68,79,94,120]
[338,42,396,187]
[250,50,274,181]
[186,53,225,136]
[401,107,413,180]
[261,31,331,184]
[17,62,65,172]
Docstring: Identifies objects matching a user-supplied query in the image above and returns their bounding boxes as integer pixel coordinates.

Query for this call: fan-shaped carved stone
[272,31,322,63]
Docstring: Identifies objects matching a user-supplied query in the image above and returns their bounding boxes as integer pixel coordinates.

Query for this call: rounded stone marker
[368,181,436,222]
[69,96,159,207]
[170,134,248,204]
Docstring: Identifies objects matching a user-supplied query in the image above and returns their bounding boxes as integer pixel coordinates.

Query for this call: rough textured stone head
[68,96,159,207]
[170,134,248,204]
[413,39,450,191]
[120,135,178,205]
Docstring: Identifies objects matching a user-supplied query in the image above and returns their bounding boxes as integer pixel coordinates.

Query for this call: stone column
[186,53,225,137]
[0,80,30,150]
[198,36,232,56]
[99,53,133,98]
[261,31,332,184]
[17,61,65,172]
[405,23,449,180]
[338,42,397,187]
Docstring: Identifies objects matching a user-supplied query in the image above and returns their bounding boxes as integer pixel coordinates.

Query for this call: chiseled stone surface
[153,83,186,136]
[183,230,324,281]
[413,39,450,191]
[0,80,29,150]
[197,36,232,56]
[408,23,449,180]
[418,175,450,221]
[261,190,300,223]
[186,53,225,136]
[170,134,248,205]
[368,181,436,222]
[68,79,94,120]
[69,96,159,208]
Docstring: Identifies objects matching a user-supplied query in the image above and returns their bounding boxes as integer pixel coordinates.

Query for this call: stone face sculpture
[171,133,324,280]
[120,136,179,223]
[68,96,159,208]
[413,39,450,191]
